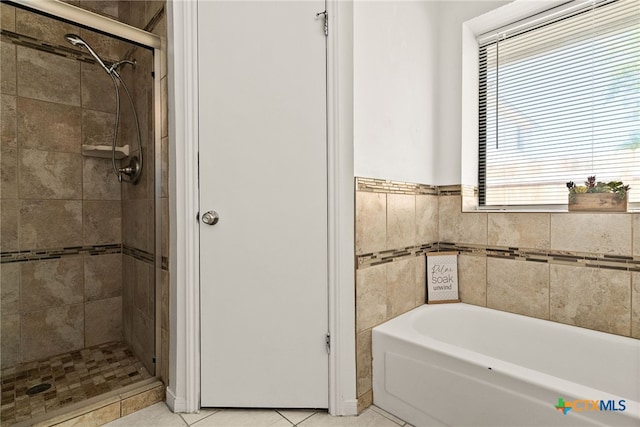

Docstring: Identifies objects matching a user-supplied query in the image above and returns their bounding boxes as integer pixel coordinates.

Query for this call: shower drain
[26,383,52,395]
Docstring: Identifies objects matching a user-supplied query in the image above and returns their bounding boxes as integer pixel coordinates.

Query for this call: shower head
[64,34,111,75]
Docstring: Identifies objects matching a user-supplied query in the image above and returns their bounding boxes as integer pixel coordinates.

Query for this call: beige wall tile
[78,28,127,60]
[82,109,116,147]
[355,191,386,255]
[551,265,631,336]
[487,257,549,319]
[1,42,16,96]
[16,8,77,43]
[122,199,153,252]
[21,303,83,362]
[161,76,168,139]
[439,195,487,245]
[20,200,82,249]
[415,255,426,306]
[134,258,153,317]
[84,253,122,301]
[488,213,550,249]
[356,329,372,398]
[131,308,155,374]
[1,313,20,368]
[17,97,82,152]
[356,264,386,332]
[387,194,415,249]
[161,327,169,385]
[81,64,116,114]
[78,1,120,20]
[416,195,438,244]
[357,389,373,414]
[83,200,121,245]
[1,93,17,146]
[161,197,169,259]
[17,46,80,106]
[161,137,169,199]
[632,272,640,339]
[83,157,121,200]
[21,258,84,313]
[54,402,120,427]
[0,199,19,251]
[1,145,17,199]
[161,269,169,331]
[19,149,82,199]
[85,296,122,347]
[633,214,640,257]
[386,258,415,318]
[458,254,487,307]
[1,263,20,315]
[1,3,16,31]
[121,385,165,417]
[550,213,632,255]
[145,1,164,24]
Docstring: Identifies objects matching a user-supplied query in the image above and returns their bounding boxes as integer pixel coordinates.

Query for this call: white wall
[353,1,439,184]
[353,0,509,186]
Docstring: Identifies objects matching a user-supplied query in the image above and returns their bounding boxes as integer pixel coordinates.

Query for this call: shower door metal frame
[10,0,164,385]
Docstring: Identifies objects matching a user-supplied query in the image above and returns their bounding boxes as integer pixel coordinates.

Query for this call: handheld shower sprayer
[64,34,143,184]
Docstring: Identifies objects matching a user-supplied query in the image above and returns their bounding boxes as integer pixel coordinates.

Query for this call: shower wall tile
[387,194,416,249]
[1,313,20,368]
[355,263,387,333]
[550,213,632,255]
[19,200,83,249]
[416,194,438,244]
[82,109,116,147]
[458,254,487,307]
[125,0,146,30]
[83,200,121,245]
[145,1,164,25]
[122,199,153,253]
[355,192,386,255]
[488,213,550,250]
[78,1,120,20]
[132,307,154,373]
[17,97,82,152]
[84,253,123,301]
[17,46,80,106]
[81,62,117,113]
[386,258,416,318]
[161,76,168,138]
[21,303,84,363]
[0,199,19,251]
[20,257,84,313]
[15,8,77,45]
[19,149,82,199]
[550,265,631,336]
[79,28,128,65]
[1,263,20,315]
[85,296,123,347]
[161,137,168,199]
[1,2,16,31]
[632,272,640,339]
[439,195,487,245]
[1,93,17,146]
[160,269,169,331]
[1,42,16,95]
[83,157,121,200]
[134,258,153,318]
[1,145,18,199]
[487,257,549,320]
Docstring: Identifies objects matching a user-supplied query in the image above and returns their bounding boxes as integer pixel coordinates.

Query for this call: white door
[198,0,329,408]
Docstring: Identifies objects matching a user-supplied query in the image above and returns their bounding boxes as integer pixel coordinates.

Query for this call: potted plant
[566,176,630,212]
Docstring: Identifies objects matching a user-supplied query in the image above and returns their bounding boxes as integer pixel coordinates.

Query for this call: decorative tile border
[358,242,640,272]
[355,177,439,195]
[1,244,122,264]
[122,245,154,265]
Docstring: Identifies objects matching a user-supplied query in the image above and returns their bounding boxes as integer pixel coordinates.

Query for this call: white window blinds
[479,0,640,207]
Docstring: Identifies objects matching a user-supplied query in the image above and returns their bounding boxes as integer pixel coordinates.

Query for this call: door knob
[202,211,219,225]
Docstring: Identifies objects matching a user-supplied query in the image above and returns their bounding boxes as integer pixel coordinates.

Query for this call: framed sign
[426,252,460,303]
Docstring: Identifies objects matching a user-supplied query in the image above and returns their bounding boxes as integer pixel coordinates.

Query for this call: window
[478,0,640,207]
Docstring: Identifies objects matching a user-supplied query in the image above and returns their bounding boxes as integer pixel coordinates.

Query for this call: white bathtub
[372,303,640,427]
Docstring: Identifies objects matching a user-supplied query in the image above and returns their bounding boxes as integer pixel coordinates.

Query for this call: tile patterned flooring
[0,341,151,426]
[105,403,413,427]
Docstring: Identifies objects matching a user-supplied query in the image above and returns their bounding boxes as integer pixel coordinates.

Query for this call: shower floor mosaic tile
[0,341,151,426]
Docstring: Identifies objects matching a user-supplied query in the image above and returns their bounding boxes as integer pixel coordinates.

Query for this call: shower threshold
[1,341,153,426]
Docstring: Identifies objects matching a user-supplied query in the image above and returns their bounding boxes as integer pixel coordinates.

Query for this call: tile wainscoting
[355,177,640,412]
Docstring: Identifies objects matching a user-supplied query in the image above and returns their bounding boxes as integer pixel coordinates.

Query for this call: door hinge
[325,332,331,354]
[316,10,328,36]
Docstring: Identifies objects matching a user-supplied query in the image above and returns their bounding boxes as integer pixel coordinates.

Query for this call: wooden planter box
[568,193,628,212]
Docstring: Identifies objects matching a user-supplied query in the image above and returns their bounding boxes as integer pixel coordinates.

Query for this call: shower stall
[0,1,165,425]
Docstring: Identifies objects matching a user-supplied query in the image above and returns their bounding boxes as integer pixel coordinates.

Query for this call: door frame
[166,0,357,416]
